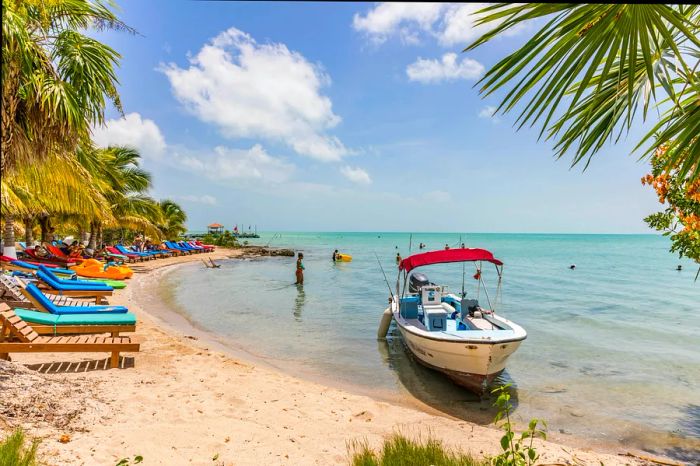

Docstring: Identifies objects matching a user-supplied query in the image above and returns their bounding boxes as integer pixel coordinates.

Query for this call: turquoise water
[163,233,699,460]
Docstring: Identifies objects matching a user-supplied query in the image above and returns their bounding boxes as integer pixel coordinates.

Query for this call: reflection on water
[293,285,305,322]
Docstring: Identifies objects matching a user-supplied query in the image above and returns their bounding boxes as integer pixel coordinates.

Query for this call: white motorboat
[378,248,526,393]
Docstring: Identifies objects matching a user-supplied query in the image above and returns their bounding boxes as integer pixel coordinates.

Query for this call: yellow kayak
[336,253,352,262]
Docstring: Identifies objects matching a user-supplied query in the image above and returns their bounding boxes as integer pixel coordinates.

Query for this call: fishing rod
[374,251,394,299]
[408,233,412,254]
[265,233,279,248]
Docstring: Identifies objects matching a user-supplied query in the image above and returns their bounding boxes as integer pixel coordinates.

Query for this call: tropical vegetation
[642,143,700,279]
[1,0,187,253]
[467,4,700,265]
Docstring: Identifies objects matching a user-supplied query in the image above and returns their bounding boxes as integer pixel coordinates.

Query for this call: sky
[91,1,661,234]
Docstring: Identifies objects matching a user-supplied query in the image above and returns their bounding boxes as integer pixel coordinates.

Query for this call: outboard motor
[409,272,431,293]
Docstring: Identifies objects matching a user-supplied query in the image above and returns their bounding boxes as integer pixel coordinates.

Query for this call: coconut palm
[79,145,163,249]
[1,0,131,256]
[1,0,130,174]
[158,200,188,240]
[1,150,111,253]
[466,4,700,179]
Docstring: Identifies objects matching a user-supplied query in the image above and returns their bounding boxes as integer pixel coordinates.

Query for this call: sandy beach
[0,251,653,465]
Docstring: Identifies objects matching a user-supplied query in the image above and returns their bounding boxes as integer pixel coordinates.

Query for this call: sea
[157,232,699,461]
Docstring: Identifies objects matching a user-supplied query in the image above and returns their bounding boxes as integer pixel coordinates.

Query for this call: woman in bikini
[295,252,305,285]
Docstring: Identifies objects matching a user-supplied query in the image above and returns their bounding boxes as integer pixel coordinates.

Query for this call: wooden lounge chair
[13,308,136,336]
[0,304,140,368]
[0,275,99,308]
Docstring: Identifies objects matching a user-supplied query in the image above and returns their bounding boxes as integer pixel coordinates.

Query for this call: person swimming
[295,252,305,285]
[444,244,450,250]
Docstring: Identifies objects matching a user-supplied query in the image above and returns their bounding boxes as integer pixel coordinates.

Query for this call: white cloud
[353,3,444,44]
[406,53,484,83]
[340,165,372,185]
[92,112,166,159]
[159,27,348,161]
[478,105,501,123]
[177,144,294,184]
[172,194,218,205]
[353,3,525,47]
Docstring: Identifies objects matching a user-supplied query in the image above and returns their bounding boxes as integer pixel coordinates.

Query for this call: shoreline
[0,251,660,465]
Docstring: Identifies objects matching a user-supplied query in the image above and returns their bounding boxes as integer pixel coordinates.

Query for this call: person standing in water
[295,252,305,285]
[332,249,339,262]
[396,253,402,265]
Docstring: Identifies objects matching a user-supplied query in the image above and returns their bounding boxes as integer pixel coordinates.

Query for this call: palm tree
[1,150,111,254]
[158,200,188,240]
[79,146,163,250]
[1,0,131,256]
[1,0,130,173]
[466,4,700,179]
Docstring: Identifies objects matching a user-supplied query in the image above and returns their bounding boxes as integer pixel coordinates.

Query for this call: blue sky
[91,2,660,233]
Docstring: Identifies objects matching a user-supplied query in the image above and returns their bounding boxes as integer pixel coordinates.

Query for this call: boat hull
[395,317,523,393]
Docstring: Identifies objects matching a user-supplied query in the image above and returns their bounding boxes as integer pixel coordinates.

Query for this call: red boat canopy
[399,248,503,273]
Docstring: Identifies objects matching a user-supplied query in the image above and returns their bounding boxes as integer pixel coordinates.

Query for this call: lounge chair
[0,304,140,368]
[37,265,111,288]
[178,241,203,253]
[13,308,136,336]
[23,248,77,267]
[194,240,215,252]
[106,246,142,262]
[22,282,127,315]
[0,275,97,308]
[115,244,153,260]
[1,258,75,277]
[46,244,73,260]
[165,241,191,254]
[35,270,113,303]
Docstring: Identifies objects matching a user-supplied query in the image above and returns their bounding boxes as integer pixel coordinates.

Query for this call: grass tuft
[348,433,486,466]
[0,428,39,466]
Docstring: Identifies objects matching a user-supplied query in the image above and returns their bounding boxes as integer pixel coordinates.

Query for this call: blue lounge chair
[115,244,152,259]
[38,265,112,289]
[165,241,191,254]
[10,260,75,277]
[24,283,127,314]
[176,241,200,253]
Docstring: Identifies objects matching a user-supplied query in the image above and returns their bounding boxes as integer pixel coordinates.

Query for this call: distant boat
[378,248,526,393]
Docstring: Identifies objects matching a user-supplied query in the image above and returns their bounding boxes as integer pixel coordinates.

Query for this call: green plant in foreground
[491,385,546,466]
[0,428,39,466]
[348,433,485,466]
[115,455,143,466]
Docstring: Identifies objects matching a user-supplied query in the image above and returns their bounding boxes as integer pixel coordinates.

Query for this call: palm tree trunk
[80,228,89,245]
[24,217,34,245]
[87,222,97,250]
[39,216,49,243]
[3,215,17,258]
[96,224,103,248]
